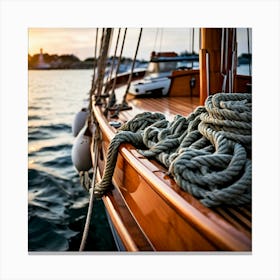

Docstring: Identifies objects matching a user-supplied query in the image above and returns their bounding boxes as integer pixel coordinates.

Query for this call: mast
[199,28,236,105]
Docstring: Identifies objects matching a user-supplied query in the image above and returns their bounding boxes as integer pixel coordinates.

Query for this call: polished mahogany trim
[91,136,138,251]
[92,104,251,251]
[119,144,251,251]
[102,195,139,251]
[92,138,155,251]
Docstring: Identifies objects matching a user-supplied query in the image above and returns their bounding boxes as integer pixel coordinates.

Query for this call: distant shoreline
[28,52,250,71]
[28,68,94,70]
[28,52,147,71]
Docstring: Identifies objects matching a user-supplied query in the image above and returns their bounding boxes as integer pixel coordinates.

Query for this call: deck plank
[114,96,200,123]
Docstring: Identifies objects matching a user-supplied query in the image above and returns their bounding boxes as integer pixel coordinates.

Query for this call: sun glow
[28,28,96,60]
[28,28,202,61]
[28,28,250,62]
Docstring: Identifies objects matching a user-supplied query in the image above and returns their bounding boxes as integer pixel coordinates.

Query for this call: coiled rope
[94,93,252,207]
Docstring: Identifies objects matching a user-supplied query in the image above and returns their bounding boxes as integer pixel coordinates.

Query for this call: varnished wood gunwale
[111,149,218,251]
[116,143,251,250]
[91,137,155,251]
[105,189,155,251]
[92,99,251,251]
[102,193,139,251]
[96,127,218,250]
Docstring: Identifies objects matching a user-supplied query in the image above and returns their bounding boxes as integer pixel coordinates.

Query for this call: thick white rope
[94,93,252,207]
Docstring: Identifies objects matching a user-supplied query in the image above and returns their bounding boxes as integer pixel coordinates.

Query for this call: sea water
[28,69,117,252]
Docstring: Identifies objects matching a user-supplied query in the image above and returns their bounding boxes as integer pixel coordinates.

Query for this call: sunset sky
[28,28,251,61]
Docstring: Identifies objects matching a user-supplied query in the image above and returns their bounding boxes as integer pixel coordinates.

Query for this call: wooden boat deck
[114,88,200,122]
[93,93,251,251]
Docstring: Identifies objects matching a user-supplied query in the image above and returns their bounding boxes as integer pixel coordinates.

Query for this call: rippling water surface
[28,70,117,252]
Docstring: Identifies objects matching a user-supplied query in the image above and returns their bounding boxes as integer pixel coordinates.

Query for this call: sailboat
[72,28,252,251]
[129,51,199,96]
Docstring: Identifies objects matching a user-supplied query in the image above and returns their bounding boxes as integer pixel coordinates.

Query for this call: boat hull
[93,105,251,251]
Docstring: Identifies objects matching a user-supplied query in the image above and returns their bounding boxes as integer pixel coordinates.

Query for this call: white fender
[72,108,89,137]
[71,126,92,172]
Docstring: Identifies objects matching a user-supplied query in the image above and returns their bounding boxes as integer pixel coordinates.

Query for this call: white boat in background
[129,51,198,96]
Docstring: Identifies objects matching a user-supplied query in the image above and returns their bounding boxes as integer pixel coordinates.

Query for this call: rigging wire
[106,28,121,90]
[104,28,127,115]
[225,28,229,72]
[192,28,195,54]
[89,28,99,112]
[220,28,238,93]
[191,28,194,68]
[220,28,224,74]
[230,28,237,93]
[159,28,163,52]
[101,28,121,102]
[110,28,127,94]
[247,28,251,76]
[153,28,159,51]
[111,28,143,117]
[102,28,116,98]
[189,28,192,53]
[221,28,229,93]
[95,28,112,104]
[121,28,143,106]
